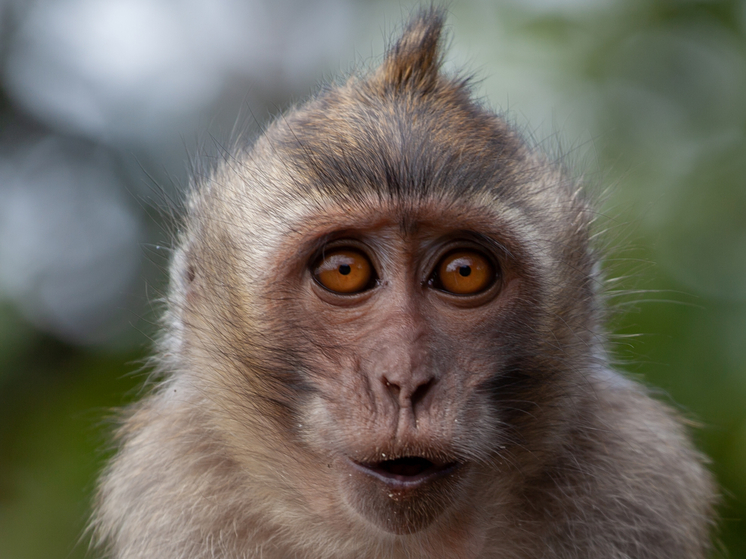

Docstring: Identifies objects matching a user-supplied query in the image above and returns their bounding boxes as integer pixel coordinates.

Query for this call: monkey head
[170,9,597,541]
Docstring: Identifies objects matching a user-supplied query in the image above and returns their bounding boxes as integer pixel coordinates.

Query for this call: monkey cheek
[338,461,468,534]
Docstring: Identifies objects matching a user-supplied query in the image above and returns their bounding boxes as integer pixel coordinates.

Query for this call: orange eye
[436,250,495,295]
[314,249,374,294]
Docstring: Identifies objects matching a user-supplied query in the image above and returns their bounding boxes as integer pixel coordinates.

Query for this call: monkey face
[236,203,538,535]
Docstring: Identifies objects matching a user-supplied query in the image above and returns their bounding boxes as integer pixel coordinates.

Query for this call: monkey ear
[374,7,446,95]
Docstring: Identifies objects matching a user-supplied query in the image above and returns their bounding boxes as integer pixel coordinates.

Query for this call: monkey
[91,8,716,559]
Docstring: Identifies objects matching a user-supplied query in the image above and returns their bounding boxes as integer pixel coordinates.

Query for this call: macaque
[92,9,716,559]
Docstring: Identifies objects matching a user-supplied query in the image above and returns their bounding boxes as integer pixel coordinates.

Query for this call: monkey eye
[313,248,375,294]
[432,250,496,295]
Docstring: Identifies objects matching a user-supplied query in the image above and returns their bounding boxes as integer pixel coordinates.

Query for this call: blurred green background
[0,0,744,557]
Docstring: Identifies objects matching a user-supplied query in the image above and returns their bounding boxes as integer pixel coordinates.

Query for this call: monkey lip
[350,457,461,488]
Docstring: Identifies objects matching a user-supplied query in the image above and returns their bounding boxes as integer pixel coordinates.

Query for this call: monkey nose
[382,373,435,411]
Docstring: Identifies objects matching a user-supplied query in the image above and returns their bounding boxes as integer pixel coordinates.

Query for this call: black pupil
[458,265,471,277]
[339,264,352,275]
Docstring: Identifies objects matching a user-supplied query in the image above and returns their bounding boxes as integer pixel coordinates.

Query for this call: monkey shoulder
[92,392,273,558]
[526,369,716,559]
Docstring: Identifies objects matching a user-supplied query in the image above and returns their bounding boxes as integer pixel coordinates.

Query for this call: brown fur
[91,8,716,558]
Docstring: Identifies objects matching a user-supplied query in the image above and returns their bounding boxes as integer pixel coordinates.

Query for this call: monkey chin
[339,455,467,534]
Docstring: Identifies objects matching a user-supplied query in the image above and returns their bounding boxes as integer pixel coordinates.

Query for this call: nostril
[410,378,434,409]
[382,375,434,409]
[384,379,401,402]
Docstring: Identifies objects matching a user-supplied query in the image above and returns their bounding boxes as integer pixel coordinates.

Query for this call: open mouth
[351,456,460,488]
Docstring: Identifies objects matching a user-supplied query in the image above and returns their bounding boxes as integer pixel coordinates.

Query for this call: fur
[91,8,715,558]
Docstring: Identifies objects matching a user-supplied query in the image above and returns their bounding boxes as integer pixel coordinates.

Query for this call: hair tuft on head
[375,7,446,95]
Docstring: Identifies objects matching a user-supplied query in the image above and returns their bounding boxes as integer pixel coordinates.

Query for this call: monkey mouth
[351,456,460,488]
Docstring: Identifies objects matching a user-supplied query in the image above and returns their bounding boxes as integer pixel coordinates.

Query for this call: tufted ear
[373,7,446,95]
